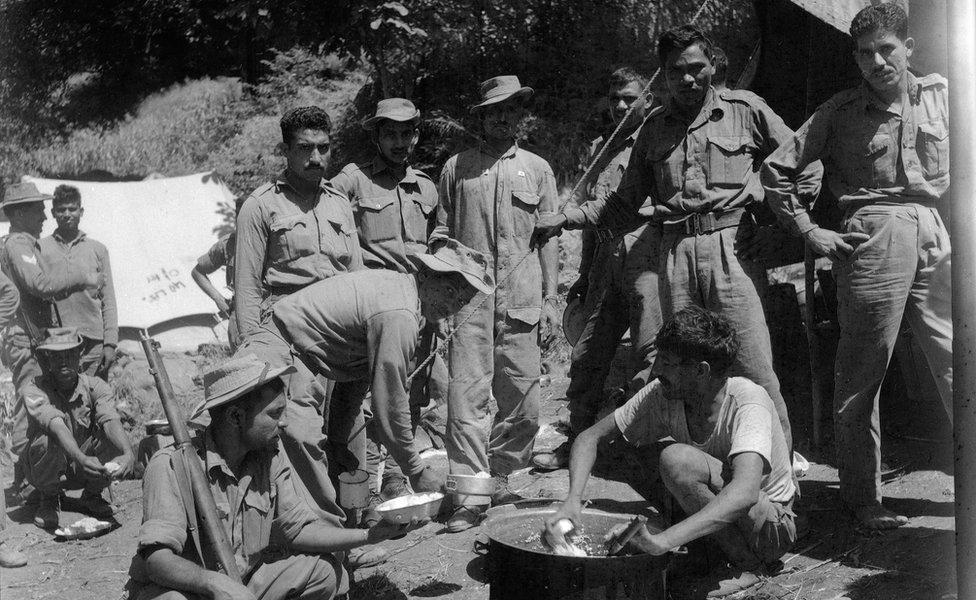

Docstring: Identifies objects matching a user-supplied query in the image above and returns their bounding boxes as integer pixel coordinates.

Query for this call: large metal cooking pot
[480,500,670,600]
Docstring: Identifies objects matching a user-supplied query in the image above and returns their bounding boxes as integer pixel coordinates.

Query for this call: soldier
[762,3,951,529]
[0,270,26,567]
[38,185,118,377]
[238,240,493,515]
[128,355,421,600]
[431,75,560,531]
[534,67,661,471]
[0,182,104,462]
[331,98,444,509]
[534,26,824,454]
[19,327,134,529]
[234,106,364,342]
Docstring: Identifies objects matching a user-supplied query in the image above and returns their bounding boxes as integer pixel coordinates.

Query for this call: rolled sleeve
[270,449,323,544]
[90,377,121,425]
[138,451,189,555]
[761,105,833,236]
[23,387,64,434]
[366,310,424,475]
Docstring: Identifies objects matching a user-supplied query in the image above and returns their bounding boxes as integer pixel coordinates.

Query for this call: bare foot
[854,503,908,529]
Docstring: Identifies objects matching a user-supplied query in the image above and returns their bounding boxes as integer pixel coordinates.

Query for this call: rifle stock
[139,330,243,582]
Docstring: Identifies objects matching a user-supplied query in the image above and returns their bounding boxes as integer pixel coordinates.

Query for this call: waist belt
[662,208,746,236]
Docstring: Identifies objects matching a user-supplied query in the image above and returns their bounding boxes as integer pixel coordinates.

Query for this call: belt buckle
[686,213,703,236]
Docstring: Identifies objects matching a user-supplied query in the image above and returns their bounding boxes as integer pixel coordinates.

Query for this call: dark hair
[712,47,728,86]
[608,66,648,90]
[657,24,714,67]
[280,106,332,145]
[210,377,285,424]
[654,307,739,375]
[53,184,81,205]
[850,2,909,41]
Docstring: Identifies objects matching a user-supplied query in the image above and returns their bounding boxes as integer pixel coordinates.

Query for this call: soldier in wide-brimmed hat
[18,327,133,530]
[130,354,421,600]
[429,75,561,531]
[331,97,446,511]
[0,183,105,468]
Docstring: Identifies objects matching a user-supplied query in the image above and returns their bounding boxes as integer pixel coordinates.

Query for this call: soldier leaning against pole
[0,182,104,476]
[331,98,447,518]
[762,2,952,530]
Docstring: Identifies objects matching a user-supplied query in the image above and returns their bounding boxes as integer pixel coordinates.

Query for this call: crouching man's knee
[658,443,717,493]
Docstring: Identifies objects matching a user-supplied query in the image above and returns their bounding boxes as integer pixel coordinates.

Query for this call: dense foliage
[0,0,757,195]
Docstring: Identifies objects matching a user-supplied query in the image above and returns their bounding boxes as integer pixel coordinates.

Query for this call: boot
[490,473,526,506]
[532,440,572,471]
[33,493,60,530]
[79,488,114,520]
[446,504,487,533]
[379,476,411,501]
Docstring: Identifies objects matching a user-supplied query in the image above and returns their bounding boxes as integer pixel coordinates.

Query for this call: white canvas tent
[1,172,234,352]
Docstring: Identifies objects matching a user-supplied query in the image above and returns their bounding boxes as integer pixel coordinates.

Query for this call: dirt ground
[0,364,958,600]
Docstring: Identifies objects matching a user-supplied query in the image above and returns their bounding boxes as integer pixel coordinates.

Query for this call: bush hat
[36,327,84,353]
[2,182,52,210]
[191,354,295,420]
[470,75,533,113]
[409,239,495,295]
[362,98,421,131]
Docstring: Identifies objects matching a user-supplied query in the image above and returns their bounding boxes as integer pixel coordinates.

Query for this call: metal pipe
[947,1,976,598]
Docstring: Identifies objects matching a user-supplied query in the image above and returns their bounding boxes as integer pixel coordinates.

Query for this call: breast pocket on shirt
[323,215,356,268]
[242,491,273,561]
[706,136,756,187]
[917,119,949,177]
[512,190,541,240]
[405,196,437,244]
[269,214,314,264]
[357,195,400,243]
[863,135,895,188]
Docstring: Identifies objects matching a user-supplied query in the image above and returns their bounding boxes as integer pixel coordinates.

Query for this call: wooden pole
[947,1,976,597]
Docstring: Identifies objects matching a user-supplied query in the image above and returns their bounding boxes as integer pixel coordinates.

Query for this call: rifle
[140,330,243,582]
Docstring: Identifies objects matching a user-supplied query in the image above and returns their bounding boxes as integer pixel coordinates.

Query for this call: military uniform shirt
[138,432,345,585]
[331,155,438,273]
[565,87,822,230]
[38,230,118,346]
[234,173,364,337]
[0,270,20,328]
[22,373,119,440]
[271,269,424,475]
[198,233,236,290]
[762,72,949,235]
[431,143,558,314]
[0,232,89,340]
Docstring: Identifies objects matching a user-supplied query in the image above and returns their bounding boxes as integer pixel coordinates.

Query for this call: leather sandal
[446,504,486,533]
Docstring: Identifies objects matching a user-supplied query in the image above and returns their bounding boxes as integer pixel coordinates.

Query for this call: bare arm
[192,265,230,316]
[548,412,623,527]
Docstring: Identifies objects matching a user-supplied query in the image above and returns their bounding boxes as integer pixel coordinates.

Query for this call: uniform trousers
[659,225,793,451]
[833,203,952,506]
[132,553,343,600]
[23,429,114,494]
[446,295,540,494]
[566,223,662,435]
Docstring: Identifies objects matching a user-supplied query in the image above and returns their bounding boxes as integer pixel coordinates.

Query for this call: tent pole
[947,1,976,598]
